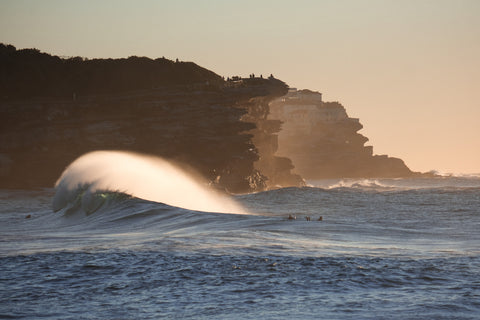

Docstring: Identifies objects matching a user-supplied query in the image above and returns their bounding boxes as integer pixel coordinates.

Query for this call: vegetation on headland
[0,43,224,100]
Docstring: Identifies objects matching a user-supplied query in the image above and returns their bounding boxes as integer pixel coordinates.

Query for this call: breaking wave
[307,177,480,191]
[53,151,245,215]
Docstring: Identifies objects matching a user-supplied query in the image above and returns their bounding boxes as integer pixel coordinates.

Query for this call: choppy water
[1,177,480,319]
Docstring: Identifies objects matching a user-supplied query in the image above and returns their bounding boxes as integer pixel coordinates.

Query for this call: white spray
[52,150,245,214]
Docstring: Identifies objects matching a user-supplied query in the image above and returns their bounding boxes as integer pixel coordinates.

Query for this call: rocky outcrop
[269,89,416,179]
[0,44,421,192]
[0,45,305,192]
[1,80,303,192]
[242,99,304,188]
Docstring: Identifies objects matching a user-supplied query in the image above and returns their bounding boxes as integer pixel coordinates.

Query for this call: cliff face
[0,44,418,191]
[239,87,304,189]
[269,89,415,179]
[1,80,301,192]
[0,44,305,192]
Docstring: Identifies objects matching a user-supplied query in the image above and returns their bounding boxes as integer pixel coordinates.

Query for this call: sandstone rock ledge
[0,78,301,193]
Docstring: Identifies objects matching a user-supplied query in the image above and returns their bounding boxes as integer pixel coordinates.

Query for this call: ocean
[1,153,479,319]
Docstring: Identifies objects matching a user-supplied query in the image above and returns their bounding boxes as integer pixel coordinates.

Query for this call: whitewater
[1,151,479,319]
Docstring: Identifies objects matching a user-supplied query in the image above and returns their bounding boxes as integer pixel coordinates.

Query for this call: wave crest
[53,151,245,214]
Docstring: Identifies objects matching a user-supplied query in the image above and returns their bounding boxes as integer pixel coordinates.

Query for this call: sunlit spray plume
[52,151,245,214]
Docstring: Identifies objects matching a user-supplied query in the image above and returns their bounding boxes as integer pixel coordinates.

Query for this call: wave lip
[53,151,245,214]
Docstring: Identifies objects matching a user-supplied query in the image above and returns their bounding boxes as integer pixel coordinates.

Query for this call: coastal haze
[2,2,480,320]
[1,0,479,174]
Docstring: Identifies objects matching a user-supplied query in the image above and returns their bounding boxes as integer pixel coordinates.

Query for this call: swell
[50,187,212,229]
[3,184,479,257]
[46,185,258,239]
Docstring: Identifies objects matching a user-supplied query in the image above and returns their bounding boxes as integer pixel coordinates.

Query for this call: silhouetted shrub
[0,44,224,99]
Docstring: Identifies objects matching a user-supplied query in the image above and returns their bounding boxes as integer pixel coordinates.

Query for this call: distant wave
[307,177,480,191]
[312,179,394,190]
[427,170,480,179]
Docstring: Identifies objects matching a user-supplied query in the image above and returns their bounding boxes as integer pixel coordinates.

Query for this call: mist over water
[52,150,244,214]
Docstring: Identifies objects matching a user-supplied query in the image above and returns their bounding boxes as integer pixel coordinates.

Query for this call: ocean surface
[1,174,480,319]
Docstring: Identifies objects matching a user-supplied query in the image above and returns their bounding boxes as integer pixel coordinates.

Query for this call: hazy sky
[1,0,479,174]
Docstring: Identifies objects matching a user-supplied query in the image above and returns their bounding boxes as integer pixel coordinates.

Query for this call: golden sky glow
[1,0,479,173]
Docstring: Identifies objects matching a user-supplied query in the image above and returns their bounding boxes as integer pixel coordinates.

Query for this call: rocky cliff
[0,44,420,191]
[269,89,416,179]
[0,44,300,192]
[239,87,304,189]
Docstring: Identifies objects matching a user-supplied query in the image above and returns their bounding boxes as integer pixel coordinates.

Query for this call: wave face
[52,151,244,214]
